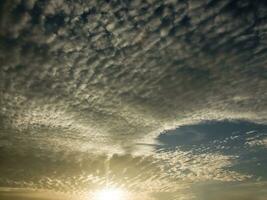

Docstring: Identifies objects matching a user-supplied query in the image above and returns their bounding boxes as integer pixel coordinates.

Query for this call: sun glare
[94,187,126,200]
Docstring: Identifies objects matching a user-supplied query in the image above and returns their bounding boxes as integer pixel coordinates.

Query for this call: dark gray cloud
[0,0,267,199]
[0,0,266,154]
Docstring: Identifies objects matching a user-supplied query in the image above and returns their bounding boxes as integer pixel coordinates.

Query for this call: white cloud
[246,137,267,148]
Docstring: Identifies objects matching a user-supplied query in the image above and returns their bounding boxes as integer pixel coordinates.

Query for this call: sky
[0,0,267,200]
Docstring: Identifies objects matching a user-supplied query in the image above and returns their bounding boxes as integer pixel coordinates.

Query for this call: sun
[94,187,126,200]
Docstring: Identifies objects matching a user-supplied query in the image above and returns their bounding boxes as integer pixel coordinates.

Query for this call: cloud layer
[0,0,267,199]
[1,0,267,154]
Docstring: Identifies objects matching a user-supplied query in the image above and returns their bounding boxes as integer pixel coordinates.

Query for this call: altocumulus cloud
[0,148,250,198]
[0,0,267,199]
[0,0,267,153]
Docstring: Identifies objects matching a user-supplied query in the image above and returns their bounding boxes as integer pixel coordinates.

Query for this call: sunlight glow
[94,187,126,200]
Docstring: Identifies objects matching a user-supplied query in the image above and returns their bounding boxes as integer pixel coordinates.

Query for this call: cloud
[0,146,250,198]
[0,0,267,198]
[193,181,267,200]
[0,0,267,155]
[0,187,71,200]
[246,137,267,148]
